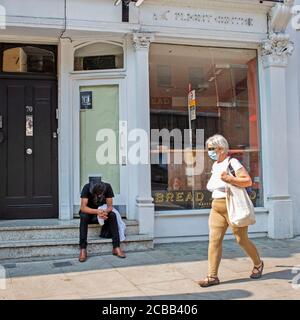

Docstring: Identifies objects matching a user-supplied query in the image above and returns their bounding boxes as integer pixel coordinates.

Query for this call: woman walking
[198,134,264,287]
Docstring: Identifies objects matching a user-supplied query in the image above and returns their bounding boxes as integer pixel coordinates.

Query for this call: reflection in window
[74,42,124,71]
[157,65,172,87]
[2,46,55,73]
[149,44,262,211]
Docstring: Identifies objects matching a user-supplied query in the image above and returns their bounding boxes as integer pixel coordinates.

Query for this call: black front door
[0,76,58,219]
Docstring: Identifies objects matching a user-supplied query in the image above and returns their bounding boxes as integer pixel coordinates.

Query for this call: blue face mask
[208,150,218,161]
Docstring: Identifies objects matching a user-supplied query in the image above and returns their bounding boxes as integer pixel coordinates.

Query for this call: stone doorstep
[0,218,138,229]
[0,219,139,241]
[0,234,154,260]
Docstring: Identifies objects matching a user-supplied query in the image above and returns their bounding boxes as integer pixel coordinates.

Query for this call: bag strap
[228,156,236,177]
[228,157,253,195]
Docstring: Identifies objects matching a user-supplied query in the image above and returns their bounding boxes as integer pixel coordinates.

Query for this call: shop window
[2,46,55,73]
[149,44,262,211]
[74,42,124,71]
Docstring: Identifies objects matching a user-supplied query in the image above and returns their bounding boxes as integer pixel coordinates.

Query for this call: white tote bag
[225,163,256,227]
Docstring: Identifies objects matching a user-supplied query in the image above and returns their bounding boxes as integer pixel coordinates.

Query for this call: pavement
[1,237,300,300]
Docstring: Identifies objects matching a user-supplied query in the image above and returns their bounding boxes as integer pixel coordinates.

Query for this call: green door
[80,85,120,194]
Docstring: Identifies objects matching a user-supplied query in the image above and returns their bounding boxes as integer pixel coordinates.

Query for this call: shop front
[0,0,297,243]
[148,42,266,242]
[133,0,295,242]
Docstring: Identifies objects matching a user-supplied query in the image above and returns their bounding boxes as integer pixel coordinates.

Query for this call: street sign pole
[187,84,196,209]
[188,84,193,148]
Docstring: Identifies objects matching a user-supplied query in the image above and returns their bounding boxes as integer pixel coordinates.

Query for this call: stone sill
[155,207,269,218]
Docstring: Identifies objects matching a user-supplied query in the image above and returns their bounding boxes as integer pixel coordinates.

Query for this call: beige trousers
[208,198,261,277]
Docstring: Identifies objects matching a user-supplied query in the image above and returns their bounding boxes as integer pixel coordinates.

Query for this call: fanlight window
[2,46,55,73]
[74,42,124,71]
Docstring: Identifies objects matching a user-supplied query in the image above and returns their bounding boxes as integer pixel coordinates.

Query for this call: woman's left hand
[221,171,233,184]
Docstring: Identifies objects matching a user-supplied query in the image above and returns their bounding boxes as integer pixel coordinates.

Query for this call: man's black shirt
[80,182,114,209]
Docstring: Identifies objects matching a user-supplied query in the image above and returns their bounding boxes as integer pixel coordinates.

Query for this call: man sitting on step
[79,179,126,262]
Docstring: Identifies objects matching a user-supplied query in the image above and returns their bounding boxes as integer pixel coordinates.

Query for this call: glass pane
[80,85,120,193]
[149,44,262,211]
[74,43,124,71]
[2,46,55,73]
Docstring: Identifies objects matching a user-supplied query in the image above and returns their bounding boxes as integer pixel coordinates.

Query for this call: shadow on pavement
[2,237,300,280]
[88,289,253,300]
[220,269,293,285]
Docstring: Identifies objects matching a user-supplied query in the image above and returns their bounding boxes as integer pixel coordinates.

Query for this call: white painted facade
[287,0,300,237]
[0,0,299,242]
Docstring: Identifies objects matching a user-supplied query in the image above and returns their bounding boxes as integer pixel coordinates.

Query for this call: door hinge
[56,109,59,120]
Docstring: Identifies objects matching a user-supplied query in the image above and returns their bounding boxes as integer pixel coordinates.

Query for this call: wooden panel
[0,78,58,219]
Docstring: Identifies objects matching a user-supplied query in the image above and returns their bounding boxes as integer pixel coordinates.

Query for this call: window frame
[149,42,264,211]
[73,41,126,73]
[0,43,57,76]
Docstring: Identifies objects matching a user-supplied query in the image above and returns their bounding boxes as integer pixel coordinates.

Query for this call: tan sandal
[198,276,220,288]
[250,261,264,279]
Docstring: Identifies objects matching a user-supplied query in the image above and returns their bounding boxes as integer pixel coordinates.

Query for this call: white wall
[0,0,63,18]
[286,0,300,236]
[154,210,269,243]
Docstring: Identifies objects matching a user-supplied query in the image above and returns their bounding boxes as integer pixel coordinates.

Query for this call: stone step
[0,219,139,241]
[0,234,154,260]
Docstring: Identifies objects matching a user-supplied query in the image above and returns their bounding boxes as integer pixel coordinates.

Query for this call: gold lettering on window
[165,192,174,202]
[176,192,184,202]
[196,192,205,202]
[155,193,164,203]
[185,192,193,202]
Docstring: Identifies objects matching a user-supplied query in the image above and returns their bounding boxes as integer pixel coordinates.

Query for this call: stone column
[132,32,155,236]
[58,38,74,220]
[261,33,294,238]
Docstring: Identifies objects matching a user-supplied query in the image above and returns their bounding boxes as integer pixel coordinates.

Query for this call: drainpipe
[59,0,72,42]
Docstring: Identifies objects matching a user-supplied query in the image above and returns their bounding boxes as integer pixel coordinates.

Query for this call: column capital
[132,32,154,50]
[261,33,294,68]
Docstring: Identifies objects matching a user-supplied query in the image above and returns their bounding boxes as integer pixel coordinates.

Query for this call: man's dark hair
[92,182,106,195]
[91,181,107,206]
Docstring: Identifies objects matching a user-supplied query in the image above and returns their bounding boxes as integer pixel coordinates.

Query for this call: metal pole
[187,84,195,209]
[188,83,192,148]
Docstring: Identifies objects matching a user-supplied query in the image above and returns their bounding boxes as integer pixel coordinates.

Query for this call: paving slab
[64,269,138,297]
[11,273,74,299]
[117,264,186,286]
[1,238,300,300]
